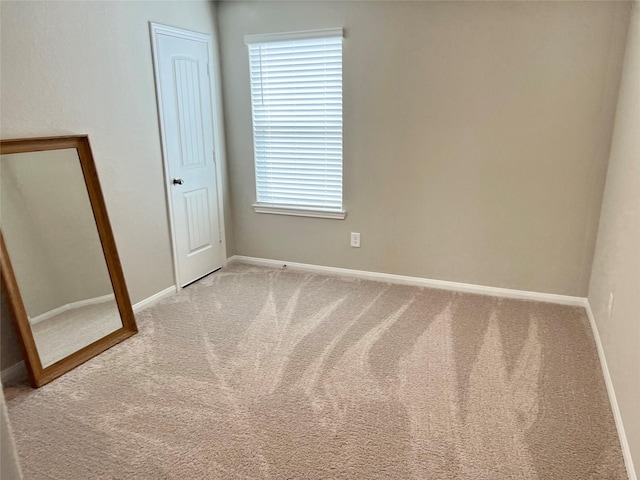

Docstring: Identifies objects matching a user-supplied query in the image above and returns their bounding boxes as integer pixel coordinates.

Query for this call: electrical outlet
[350,232,361,248]
[607,292,614,317]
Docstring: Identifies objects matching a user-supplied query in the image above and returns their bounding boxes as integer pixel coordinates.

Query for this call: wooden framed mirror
[0,135,137,387]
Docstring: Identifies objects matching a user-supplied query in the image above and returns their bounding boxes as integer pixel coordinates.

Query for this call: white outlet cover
[350,232,361,247]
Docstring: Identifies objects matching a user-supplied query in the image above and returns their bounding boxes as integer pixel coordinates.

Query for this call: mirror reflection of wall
[1,149,122,368]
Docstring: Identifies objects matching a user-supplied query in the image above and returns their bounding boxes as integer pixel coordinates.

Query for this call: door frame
[149,22,227,290]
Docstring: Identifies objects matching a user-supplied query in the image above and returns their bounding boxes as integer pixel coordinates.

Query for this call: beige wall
[589,2,640,473]
[1,156,63,319]
[0,0,227,303]
[0,1,229,369]
[2,149,113,318]
[0,296,23,371]
[218,0,630,296]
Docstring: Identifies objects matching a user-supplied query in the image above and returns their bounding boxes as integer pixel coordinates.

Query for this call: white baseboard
[584,301,637,480]
[0,361,27,386]
[132,286,177,313]
[30,294,116,325]
[227,255,586,306]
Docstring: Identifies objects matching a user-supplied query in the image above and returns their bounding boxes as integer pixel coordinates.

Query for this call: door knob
[172,178,184,185]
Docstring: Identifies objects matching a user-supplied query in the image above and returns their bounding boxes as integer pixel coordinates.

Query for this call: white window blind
[246,29,344,217]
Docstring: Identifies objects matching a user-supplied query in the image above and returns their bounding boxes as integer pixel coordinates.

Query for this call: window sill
[252,204,347,220]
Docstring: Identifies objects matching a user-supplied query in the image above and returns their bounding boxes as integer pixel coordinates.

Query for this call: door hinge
[219,231,223,243]
[207,63,211,77]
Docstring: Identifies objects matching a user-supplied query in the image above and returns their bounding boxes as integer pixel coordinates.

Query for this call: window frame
[245,28,346,220]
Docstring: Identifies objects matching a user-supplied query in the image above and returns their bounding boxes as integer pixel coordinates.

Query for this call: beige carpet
[5,263,626,479]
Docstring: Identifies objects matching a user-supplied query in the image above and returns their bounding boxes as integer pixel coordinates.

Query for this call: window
[245,29,345,219]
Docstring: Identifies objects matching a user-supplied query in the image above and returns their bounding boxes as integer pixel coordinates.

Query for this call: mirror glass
[1,148,122,368]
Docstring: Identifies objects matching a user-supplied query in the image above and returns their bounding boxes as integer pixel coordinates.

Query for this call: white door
[151,24,224,287]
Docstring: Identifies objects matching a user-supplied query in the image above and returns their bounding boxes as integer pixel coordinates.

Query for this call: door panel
[174,58,206,168]
[151,25,223,287]
[184,188,212,254]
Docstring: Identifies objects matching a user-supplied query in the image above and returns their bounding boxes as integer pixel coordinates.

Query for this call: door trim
[149,22,227,290]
